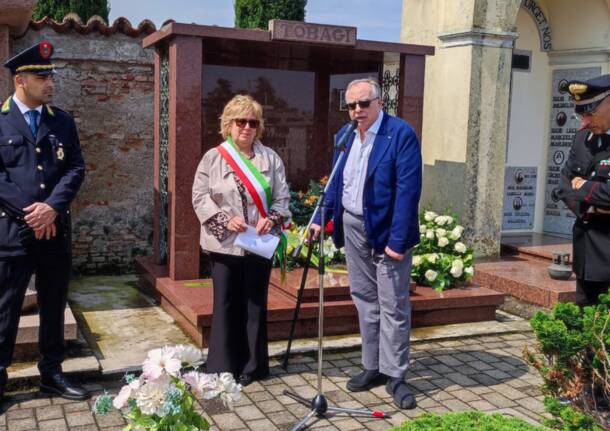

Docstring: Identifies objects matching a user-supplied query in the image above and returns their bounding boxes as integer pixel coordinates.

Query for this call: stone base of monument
[136,256,504,348]
[474,233,576,308]
[12,275,78,360]
[22,286,37,312]
[13,305,78,361]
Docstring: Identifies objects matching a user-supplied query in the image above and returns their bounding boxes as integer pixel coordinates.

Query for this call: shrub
[33,0,110,22]
[525,295,610,429]
[390,411,546,430]
[543,397,602,431]
[235,0,307,30]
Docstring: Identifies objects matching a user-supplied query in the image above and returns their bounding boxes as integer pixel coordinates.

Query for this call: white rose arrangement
[412,210,474,292]
[93,344,241,430]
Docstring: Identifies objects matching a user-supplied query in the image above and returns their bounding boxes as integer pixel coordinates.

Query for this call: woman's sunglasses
[346,97,379,110]
[234,118,260,128]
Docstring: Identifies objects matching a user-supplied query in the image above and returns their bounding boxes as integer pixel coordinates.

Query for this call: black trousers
[575,279,610,307]
[0,253,71,377]
[206,252,272,378]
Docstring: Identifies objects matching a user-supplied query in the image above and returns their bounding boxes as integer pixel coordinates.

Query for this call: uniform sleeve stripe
[584,182,600,204]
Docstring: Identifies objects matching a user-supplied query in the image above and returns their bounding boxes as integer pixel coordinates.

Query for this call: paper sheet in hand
[234,226,279,260]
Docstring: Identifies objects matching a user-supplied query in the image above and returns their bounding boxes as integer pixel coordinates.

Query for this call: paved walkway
[0,332,546,431]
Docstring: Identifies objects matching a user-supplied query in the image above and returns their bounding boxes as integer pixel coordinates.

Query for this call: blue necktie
[26,110,39,138]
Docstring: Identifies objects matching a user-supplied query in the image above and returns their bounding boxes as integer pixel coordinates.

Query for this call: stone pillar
[398,53,426,141]
[167,36,203,280]
[401,0,521,257]
[460,37,516,257]
[0,0,38,98]
[152,50,162,264]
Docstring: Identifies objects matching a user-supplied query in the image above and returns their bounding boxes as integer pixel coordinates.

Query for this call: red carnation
[324,220,334,234]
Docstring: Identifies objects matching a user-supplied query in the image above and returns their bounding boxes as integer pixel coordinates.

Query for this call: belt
[344,209,363,219]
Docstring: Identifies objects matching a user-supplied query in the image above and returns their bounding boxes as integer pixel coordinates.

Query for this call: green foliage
[288,177,324,226]
[390,411,546,430]
[235,0,307,30]
[32,0,110,22]
[526,297,610,429]
[543,397,602,431]
[280,176,347,270]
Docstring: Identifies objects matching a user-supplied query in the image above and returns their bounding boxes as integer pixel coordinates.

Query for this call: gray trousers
[343,211,412,378]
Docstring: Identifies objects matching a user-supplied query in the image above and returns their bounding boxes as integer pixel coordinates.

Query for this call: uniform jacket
[315,113,422,254]
[558,130,610,281]
[192,140,291,256]
[0,96,85,256]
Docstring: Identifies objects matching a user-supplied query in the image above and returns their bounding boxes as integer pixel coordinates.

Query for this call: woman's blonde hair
[219,94,265,140]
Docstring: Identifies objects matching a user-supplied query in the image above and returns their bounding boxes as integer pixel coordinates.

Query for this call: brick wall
[12,23,155,273]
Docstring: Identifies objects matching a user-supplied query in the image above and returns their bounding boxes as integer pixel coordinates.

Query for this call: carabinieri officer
[0,41,87,403]
[558,75,610,306]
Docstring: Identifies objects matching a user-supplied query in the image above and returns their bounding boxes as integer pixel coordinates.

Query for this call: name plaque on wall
[542,67,601,236]
[269,20,357,47]
[502,166,537,230]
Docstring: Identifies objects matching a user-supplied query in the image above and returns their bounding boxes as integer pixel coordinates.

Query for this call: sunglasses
[346,97,379,110]
[575,100,608,121]
[234,118,260,128]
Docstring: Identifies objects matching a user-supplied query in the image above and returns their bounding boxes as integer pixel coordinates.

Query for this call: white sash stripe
[220,140,270,214]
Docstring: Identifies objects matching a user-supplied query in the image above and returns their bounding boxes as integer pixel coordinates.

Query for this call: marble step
[14,305,78,360]
[22,275,37,312]
[475,257,575,308]
[137,257,504,348]
[500,232,572,263]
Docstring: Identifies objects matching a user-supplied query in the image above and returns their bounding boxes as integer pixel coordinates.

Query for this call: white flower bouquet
[412,210,475,292]
[92,344,241,431]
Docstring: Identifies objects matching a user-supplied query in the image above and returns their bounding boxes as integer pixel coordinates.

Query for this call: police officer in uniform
[557,75,610,307]
[0,41,87,402]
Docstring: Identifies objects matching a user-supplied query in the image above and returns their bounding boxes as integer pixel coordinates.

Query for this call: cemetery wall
[12,16,157,273]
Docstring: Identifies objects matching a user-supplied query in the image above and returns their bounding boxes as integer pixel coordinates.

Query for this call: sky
[108,0,403,42]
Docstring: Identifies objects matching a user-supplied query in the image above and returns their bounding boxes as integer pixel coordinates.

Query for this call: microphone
[334,120,358,150]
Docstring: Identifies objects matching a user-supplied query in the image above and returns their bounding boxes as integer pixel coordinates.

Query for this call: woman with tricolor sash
[192,95,291,386]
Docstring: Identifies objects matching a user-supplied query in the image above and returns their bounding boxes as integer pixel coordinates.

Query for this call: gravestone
[543,67,601,236]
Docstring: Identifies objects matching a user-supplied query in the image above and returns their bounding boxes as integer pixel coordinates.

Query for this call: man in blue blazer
[0,41,87,404]
[312,78,422,409]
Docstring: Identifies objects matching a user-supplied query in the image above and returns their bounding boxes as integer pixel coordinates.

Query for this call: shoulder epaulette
[1,97,11,114]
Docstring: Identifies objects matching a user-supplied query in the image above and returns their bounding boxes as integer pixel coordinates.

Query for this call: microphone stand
[282,124,389,431]
[282,120,358,368]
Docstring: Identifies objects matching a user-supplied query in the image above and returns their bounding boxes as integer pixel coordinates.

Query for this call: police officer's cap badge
[3,40,56,76]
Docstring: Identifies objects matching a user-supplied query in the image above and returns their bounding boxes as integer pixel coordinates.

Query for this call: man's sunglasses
[234,118,260,128]
[574,100,609,121]
[346,97,379,110]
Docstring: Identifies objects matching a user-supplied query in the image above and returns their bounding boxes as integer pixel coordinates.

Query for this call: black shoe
[386,378,416,410]
[238,373,253,387]
[346,369,388,392]
[40,373,90,401]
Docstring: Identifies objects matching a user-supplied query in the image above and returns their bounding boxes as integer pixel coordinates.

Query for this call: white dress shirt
[342,111,384,216]
[12,93,42,128]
